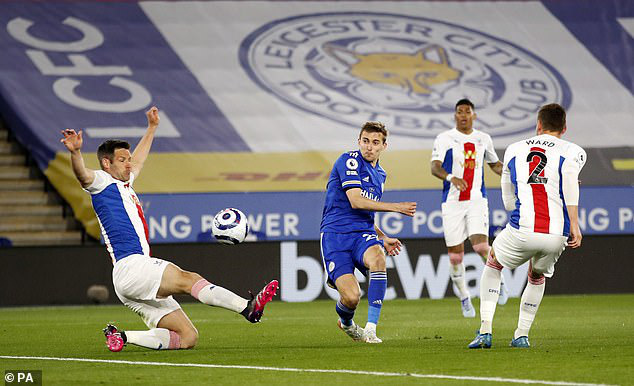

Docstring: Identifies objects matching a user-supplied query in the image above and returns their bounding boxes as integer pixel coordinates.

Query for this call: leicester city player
[320,121,416,343]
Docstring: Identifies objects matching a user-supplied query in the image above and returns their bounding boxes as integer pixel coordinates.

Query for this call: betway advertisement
[3,235,632,306]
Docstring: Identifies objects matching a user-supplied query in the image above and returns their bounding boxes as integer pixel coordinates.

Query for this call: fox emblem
[324,44,461,95]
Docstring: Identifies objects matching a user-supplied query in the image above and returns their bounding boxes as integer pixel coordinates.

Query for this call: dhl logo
[195,172,330,182]
[325,44,461,95]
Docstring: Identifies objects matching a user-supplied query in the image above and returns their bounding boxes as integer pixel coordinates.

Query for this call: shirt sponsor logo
[462,144,477,170]
[361,189,379,201]
[240,12,571,138]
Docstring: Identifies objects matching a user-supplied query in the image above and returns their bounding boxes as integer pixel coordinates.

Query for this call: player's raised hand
[60,129,83,152]
[146,106,159,129]
[383,237,402,256]
[396,202,417,217]
[567,224,582,248]
[450,176,468,191]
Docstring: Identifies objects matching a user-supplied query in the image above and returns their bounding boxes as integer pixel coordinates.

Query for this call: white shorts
[112,254,181,328]
[441,199,489,247]
[492,226,567,278]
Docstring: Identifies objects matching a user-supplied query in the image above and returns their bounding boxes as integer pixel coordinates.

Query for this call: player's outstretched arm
[431,160,467,191]
[131,106,159,178]
[61,129,95,188]
[345,188,416,217]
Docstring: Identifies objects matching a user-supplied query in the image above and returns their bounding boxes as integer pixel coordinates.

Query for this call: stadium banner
[139,186,634,243]
[1,236,632,306]
[1,1,631,157]
[0,1,632,240]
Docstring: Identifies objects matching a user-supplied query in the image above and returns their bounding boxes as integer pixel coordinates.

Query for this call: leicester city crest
[240,12,571,138]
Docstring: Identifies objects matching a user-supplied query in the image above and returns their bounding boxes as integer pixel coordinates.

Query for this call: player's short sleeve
[334,152,362,190]
[569,144,587,171]
[83,170,111,194]
[561,144,587,176]
[483,134,499,163]
[431,134,450,162]
[561,143,585,206]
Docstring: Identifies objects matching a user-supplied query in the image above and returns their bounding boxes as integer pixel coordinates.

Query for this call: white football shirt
[431,128,499,203]
[84,170,150,263]
[502,134,586,236]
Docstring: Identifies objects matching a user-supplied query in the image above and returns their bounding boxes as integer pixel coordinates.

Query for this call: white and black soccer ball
[211,208,249,244]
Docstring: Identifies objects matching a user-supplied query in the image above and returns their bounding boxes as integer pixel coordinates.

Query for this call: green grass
[1,294,633,385]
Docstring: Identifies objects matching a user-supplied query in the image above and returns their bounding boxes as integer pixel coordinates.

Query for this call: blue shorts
[320,231,384,285]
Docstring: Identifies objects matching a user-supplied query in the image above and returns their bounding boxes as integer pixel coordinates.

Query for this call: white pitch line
[0,355,614,386]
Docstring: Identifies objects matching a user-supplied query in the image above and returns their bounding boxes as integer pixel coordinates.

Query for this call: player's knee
[449,251,464,265]
[181,271,204,292]
[472,242,490,258]
[179,328,199,349]
[485,249,503,271]
[340,288,361,309]
[527,270,545,285]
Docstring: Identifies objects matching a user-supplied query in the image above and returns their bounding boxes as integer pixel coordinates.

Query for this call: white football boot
[337,320,365,341]
[363,324,383,344]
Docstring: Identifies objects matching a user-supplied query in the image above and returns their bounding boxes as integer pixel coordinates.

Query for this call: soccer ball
[211,208,249,244]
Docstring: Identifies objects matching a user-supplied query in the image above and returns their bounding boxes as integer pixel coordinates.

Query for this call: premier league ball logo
[240,12,571,138]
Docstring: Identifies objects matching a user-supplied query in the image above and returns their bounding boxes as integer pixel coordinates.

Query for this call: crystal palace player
[320,121,416,343]
[431,99,508,318]
[469,103,586,349]
[61,107,278,352]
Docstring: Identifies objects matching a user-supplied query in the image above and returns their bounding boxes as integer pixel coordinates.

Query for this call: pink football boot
[244,280,279,323]
[103,324,126,352]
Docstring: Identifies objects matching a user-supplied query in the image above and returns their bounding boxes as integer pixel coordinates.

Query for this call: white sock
[477,245,506,288]
[197,285,248,313]
[125,328,179,350]
[515,281,545,339]
[450,263,470,299]
[479,265,502,334]
[365,322,377,333]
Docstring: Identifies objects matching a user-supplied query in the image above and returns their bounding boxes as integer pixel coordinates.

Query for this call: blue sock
[367,271,387,324]
[336,300,355,327]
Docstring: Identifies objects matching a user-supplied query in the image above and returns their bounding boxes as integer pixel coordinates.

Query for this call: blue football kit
[320,148,392,335]
[320,150,386,283]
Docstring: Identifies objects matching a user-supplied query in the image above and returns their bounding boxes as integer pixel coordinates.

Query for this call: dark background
[1,235,631,306]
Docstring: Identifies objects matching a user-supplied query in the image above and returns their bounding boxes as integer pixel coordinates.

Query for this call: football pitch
[1,294,632,385]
